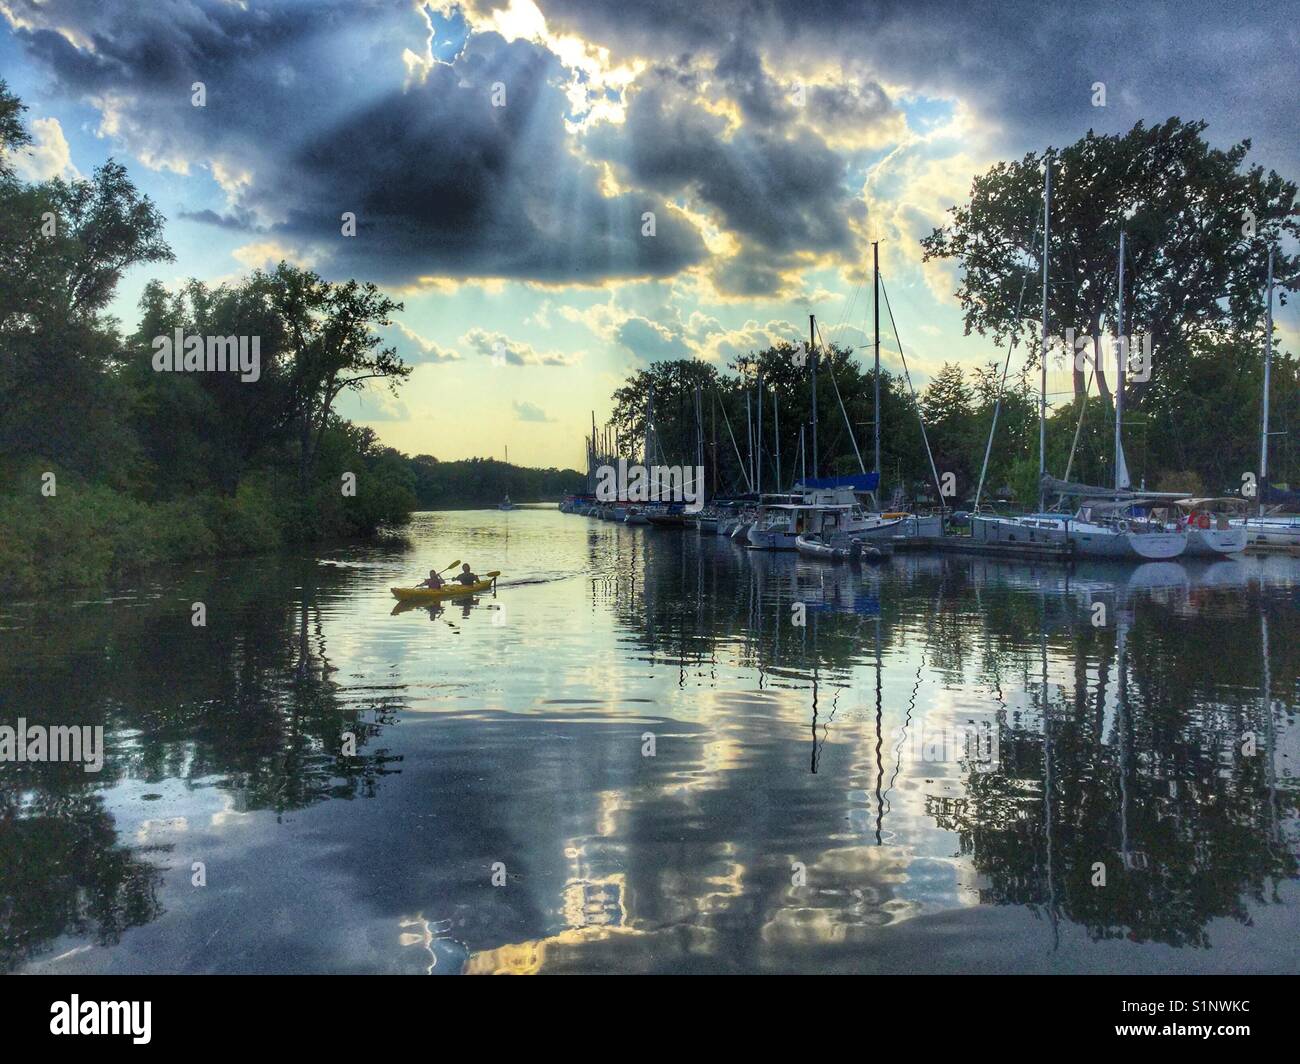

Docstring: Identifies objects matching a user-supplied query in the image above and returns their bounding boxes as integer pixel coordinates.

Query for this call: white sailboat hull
[1183,527,1247,556]
[972,514,1187,559]
[971,514,1071,549]
[747,525,799,550]
[847,514,942,542]
[1232,516,1300,547]
[1112,530,1188,560]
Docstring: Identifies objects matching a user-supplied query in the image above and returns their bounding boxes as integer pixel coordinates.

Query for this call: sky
[2,0,1297,470]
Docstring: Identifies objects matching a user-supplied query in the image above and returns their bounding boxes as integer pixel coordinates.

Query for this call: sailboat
[1231,247,1300,548]
[971,164,1186,560]
[749,281,942,550]
[1169,498,1247,556]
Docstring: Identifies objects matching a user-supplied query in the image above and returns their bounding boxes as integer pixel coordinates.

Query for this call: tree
[0,128,173,475]
[922,362,976,496]
[258,264,409,490]
[0,79,32,179]
[921,118,1299,410]
[125,277,295,495]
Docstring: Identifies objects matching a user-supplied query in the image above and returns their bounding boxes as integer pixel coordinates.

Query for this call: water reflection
[1,511,1296,973]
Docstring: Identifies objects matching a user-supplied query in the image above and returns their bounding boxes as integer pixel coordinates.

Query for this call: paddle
[440,559,461,573]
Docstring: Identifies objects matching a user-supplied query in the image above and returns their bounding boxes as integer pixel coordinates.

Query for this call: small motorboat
[795,535,882,562]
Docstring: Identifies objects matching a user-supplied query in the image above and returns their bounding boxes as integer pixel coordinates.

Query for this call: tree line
[610,119,1297,506]
[0,82,580,594]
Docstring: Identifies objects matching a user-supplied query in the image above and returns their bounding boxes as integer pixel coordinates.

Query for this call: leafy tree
[0,79,32,178]
[0,147,173,477]
[921,118,1299,410]
[258,264,409,490]
[922,362,977,496]
[125,278,294,495]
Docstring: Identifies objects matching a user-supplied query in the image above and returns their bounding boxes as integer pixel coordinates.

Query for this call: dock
[1245,542,1300,556]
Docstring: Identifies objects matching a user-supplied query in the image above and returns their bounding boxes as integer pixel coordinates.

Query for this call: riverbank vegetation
[0,82,425,594]
[406,455,583,509]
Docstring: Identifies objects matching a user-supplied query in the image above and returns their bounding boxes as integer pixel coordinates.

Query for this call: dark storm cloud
[177,209,260,232]
[540,0,1300,171]
[265,32,707,284]
[3,0,709,285]
[712,38,794,127]
[5,0,354,160]
[10,0,1292,298]
[587,68,857,256]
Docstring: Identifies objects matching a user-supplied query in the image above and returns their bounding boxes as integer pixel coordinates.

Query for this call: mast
[710,388,718,498]
[1114,230,1126,493]
[756,371,763,495]
[774,391,781,491]
[1260,245,1274,517]
[1038,156,1051,512]
[696,384,705,501]
[745,391,754,492]
[810,314,819,479]
[873,240,881,479]
[644,390,654,499]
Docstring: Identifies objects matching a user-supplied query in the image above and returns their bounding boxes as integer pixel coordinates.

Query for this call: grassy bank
[0,466,412,597]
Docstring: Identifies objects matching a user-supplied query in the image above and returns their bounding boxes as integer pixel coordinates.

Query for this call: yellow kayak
[391,572,499,601]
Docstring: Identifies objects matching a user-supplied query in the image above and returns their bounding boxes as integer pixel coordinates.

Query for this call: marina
[2,0,1298,1005]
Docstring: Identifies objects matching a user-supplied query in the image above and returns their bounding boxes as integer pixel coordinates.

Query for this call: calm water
[2,508,1298,974]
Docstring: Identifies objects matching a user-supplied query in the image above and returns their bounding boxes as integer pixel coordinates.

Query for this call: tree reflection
[593,532,1298,953]
[0,554,403,969]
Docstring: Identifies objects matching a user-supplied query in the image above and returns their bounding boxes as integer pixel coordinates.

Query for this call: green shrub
[204,478,288,555]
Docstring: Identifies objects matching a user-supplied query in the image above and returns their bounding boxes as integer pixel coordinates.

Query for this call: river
[2,507,1297,973]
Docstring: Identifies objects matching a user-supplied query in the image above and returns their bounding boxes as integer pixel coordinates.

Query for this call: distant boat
[498,495,514,511]
[646,506,688,529]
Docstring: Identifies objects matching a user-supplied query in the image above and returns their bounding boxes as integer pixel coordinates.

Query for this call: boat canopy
[1042,474,1185,501]
[1174,497,1250,512]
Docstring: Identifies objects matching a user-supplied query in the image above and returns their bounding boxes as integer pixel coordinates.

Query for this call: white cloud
[385,321,461,365]
[461,327,580,366]
[11,116,80,182]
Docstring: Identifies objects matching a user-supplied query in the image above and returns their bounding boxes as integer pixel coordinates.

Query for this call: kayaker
[454,563,479,585]
[418,569,446,589]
